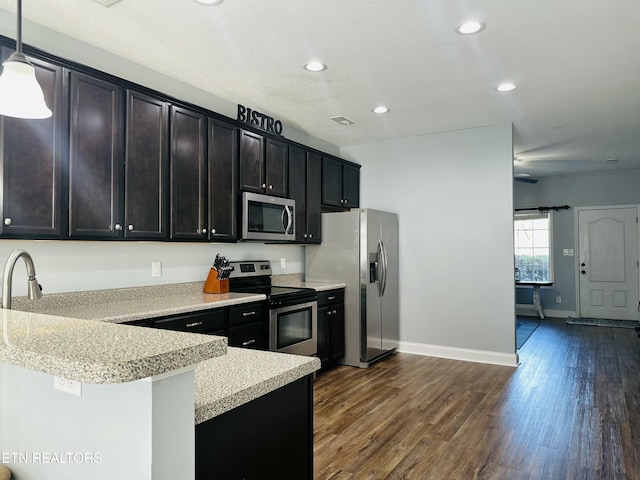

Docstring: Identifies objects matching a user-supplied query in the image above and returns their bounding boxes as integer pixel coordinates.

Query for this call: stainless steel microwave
[241,192,295,241]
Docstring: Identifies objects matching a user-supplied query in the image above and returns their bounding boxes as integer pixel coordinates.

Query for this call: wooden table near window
[516,281,553,319]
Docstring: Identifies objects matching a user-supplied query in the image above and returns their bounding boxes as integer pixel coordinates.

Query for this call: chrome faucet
[2,249,42,309]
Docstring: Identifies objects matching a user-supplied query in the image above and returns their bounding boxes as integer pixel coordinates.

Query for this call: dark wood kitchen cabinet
[207,118,238,241]
[227,301,267,350]
[68,72,124,239]
[0,52,65,239]
[322,156,360,209]
[196,375,313,480]
[149,309,226,336]
[71,85,168,240]
[170,105,206,240]
[170,114,238,242]
[239,129,288,197]
[317,289,345,369]
[289,145,321,243]
[124,90,169,239]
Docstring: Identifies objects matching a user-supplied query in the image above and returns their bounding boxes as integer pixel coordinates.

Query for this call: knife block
[203,268,229,294]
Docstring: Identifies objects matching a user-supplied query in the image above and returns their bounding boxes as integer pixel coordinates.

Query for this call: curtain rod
[515,205,570,213]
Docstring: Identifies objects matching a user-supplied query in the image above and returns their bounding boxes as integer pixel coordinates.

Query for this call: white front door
[578,207,639,320]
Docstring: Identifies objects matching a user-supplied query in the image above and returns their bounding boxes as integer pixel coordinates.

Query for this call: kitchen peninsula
[0,284,320,480]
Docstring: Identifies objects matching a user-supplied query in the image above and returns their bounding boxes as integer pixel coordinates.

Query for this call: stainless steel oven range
[228,260,317,356]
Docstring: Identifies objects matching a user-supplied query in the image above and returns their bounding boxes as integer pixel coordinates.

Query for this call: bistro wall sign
[237,104,283,136]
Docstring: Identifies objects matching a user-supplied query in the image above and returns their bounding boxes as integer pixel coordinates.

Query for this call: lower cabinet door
[196,375,313,480]
[228,321,265,350]
[317,306,330,366]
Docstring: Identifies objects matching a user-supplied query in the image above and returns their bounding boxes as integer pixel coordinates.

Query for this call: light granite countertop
[194,347,320,424]
[0,309,227,384]
[4,280,324,414]
[271,274,346,292]
[12,281,266,324]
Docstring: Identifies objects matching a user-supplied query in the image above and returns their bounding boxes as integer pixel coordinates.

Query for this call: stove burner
[227,260,317,307]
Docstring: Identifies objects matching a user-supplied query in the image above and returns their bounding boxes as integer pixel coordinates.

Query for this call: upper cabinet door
[265,137,288,198]
[305,152,322,242]
[69,72,124,239]
[288,146,321,244]
[342,162,360,209]
[288,145,306,243]
[124,90,169,239]
[239,129,264,194]
[0,51,64,238]
[208,118,238,242]
[170,106,206,240]
[321,156,343,208]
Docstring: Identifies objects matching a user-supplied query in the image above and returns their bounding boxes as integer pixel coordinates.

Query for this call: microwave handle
[282,206,293,234]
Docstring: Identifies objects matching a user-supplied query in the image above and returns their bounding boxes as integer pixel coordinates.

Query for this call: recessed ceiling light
[496,82,517,92]
[372,106,389,114]
[194,0,223,4]
[304,61,327,72]
[455,20,485,35]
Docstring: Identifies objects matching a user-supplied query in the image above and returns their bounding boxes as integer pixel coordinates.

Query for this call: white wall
[342,124,516,359]
[0,240,304,296]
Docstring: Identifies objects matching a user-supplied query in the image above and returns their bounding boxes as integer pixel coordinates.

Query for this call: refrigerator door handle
[378,238,388,297]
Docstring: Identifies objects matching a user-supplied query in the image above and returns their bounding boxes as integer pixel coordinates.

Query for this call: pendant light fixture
[0,0,52,119]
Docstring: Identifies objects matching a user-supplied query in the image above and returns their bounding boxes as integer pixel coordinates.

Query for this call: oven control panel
[228,260,271,278]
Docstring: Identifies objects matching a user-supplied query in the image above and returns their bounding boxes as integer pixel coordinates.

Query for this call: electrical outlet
[556,296,562,304]
[151,261,162,277]
[54,376,82,396]
[280,257,287,269]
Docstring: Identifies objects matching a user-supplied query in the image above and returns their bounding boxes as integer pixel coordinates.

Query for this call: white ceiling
[1,0,639,178]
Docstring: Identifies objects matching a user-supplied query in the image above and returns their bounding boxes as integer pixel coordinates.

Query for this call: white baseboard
[398,341,519,367]
[515,304,576,318]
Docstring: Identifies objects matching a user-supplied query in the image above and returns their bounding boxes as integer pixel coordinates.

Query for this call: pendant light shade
[0,0,52,119]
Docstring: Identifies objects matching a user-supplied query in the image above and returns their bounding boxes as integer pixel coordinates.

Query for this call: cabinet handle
[328,296,336,300]
[201,228,207,234]
[242,311,256,317]
[185,322,203,328]
[269,184,273,190]
[3,218,11,226]
[344,199,348,204]
[262,183,266,188]
[309,233,313,238]
[327,311,332,316]
[303,233,307,238]
[242,339,256,346]
[114,223,122,231]
[128,224,134,231]
[211,228,216,234]
[332,309,337,314]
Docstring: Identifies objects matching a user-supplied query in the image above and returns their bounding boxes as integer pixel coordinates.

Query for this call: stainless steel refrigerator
[305,209,399,368]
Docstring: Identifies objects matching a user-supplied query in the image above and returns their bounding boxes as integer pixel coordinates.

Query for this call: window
[514,212,553,282]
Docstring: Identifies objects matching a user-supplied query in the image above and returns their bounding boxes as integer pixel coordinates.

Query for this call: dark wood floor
[313,318,640,479]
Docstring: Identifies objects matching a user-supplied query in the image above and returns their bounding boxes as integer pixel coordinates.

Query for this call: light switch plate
[562,249,574,256]
[152,261,162,277]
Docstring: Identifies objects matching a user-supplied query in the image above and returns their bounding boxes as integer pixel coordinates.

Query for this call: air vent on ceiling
[90,0,123,6]
[331,116,354,126]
